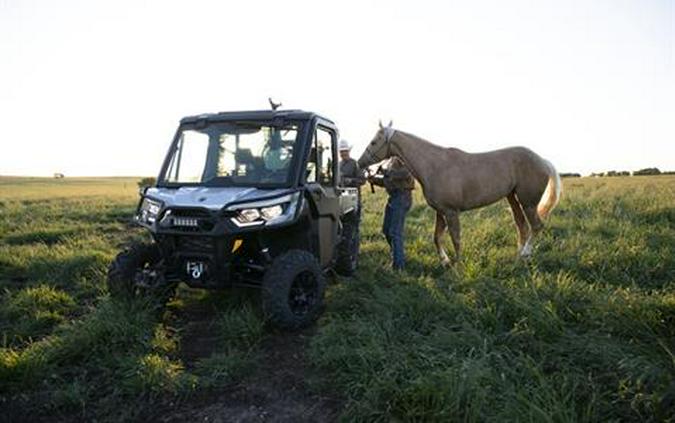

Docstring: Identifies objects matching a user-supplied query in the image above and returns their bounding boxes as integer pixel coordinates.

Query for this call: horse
[357,121,562,265]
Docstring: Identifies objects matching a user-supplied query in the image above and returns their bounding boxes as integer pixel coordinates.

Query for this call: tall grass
[310,176,674,422]
[0,176,673,421]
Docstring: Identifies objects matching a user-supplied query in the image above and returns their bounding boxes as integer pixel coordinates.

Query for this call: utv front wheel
[107,242,175,304]
[262,250,325,330]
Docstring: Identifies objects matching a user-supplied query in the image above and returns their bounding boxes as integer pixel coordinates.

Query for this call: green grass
[0,175,673,421]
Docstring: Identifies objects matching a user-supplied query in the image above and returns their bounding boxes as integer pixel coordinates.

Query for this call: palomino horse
[358,121,561,265]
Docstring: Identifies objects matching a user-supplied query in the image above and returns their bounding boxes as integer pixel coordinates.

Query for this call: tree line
[560,168,675,178]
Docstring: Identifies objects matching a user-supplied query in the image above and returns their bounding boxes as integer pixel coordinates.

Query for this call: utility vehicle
[108,110,360,329]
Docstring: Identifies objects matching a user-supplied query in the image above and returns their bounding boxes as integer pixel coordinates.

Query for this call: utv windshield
[161,121,302,187]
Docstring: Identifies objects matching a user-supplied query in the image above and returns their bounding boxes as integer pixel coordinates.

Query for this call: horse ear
[388,120,393,128]
[378,120,383,129]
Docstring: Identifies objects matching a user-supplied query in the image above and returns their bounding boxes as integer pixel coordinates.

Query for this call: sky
[0,0,673,176]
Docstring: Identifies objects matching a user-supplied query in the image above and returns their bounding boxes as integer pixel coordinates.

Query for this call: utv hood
[145,186,296,211]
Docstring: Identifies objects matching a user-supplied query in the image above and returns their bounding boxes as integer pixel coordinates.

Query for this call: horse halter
[362,128,395,166]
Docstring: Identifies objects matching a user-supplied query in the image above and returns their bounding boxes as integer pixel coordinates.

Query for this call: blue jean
[382,190,412,269]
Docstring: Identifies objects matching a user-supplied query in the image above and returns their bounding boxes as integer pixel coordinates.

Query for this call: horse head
[357,120,395,168]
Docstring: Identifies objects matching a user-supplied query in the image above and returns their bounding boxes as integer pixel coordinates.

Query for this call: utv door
[305,125,340,267]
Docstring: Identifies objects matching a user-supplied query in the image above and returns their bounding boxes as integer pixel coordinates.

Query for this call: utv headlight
[236,208,261,225]
[227,193,301,227]
[139,197,162,224]
[260,204,283,220]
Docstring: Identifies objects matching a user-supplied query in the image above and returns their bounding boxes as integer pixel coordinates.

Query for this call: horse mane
[395,130,454,153]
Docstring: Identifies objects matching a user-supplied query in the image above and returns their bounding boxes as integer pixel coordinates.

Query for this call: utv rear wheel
[335,212,359,276]
[262,250,325,330]
[107,242,175,305]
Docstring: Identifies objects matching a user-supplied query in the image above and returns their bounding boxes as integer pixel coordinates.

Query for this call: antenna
[268,97,282,111]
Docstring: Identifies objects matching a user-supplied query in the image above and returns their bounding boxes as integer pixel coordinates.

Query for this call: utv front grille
[161,208,215,232]
[175,236,215,254]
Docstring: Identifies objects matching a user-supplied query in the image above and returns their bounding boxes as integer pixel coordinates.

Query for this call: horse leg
[445,210,461,263]
[521,205,544,257]
[434,211,451,266]
[506,193,530,256]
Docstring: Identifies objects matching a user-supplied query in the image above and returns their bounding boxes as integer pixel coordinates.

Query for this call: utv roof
[180,110,334,125]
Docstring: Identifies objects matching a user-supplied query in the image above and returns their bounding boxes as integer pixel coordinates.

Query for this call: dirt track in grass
[154,300,342,423]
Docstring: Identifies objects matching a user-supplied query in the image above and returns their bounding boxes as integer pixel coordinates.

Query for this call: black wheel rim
[288,270,318,317]
[131,257,165,297]
[133,262,160,288]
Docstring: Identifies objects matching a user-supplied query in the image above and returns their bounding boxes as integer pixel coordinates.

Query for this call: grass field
[1,175,674,422]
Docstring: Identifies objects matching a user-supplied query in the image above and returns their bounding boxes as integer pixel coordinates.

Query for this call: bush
[633,168,661,176]
[605,171,629,177]
[137,177,156,188]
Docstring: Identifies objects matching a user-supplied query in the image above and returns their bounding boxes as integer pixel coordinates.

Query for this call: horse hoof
[519,245,533,258]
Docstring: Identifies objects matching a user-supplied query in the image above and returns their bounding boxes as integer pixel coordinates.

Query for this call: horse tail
[537,159,561,220]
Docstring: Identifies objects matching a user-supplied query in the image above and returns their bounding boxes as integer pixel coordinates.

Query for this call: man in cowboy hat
[339,139,366,256]
[339,139,365,190]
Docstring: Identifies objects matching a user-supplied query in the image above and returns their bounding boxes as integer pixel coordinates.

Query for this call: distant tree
[560,173,581,178]
[137,177,157,188]
[604,170,630,177]
[591,170,630,177]
[633,168,661,176]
